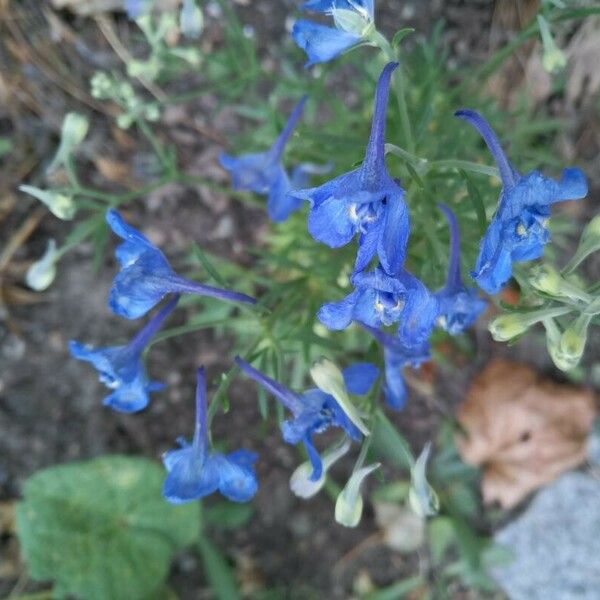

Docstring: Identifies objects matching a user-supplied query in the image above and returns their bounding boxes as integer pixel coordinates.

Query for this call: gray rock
[493,472,600,600]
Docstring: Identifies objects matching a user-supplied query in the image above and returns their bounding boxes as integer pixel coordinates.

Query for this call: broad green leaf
[204,501,254,530]
[197,536,240,600]
[370,411,414,470]
[16,456,200,600]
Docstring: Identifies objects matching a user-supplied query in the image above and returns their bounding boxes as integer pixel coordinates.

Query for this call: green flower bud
[490,307,572,342]
[537,15,567,74]
[529,264,591,303]
[290,438,351,499]
[46,112,89,174]
[19,185,76,220]
[332,8,372,36]
[335,463,380,528]
[310,358,369,436]
[26,239,58,291]
[557,314,591,370]
[90,72,114,99]
[563,215,600,275]
[408,443,439,518]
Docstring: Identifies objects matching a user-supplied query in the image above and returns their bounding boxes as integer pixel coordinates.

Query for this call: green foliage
[16,456,201,600]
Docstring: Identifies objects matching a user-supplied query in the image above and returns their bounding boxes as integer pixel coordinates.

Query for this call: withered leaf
[456,359,596,509]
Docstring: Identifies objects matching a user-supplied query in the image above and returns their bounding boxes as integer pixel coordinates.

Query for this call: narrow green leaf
[459,169,487,235]
[197,536,241,600]
[192,243,229,287]
[392,27,416,49]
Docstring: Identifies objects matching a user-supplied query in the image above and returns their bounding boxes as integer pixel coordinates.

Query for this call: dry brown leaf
[456,359,597,509]
[94,156,132,184]
[566,17,600,104]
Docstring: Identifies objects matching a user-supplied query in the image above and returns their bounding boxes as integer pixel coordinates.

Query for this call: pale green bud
[20,185,76,220]
[26,239,58,291]
[127,58,161,81]
[310,358,370,436]
[563,215,600,275]
[290,438,351,499]
[529,264,591,303]
[408,443,439,518]
[557,314,591,370]
[46,112,89,174]
[335,463,380,528]
[331,8,371,36]
[489,307,571,342]
[537,15,567,74]
[544,318,577,372]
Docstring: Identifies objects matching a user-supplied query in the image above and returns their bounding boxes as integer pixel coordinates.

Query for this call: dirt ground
[1,1,598,598]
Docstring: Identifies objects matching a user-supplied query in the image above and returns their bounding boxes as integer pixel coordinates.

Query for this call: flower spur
[69,295,179,413]
[106,209,255,319]
[163,367,258,504]
[219,97,329,222]
[292,62,409,276]
[456,109,588,295]
[235,357,378,480]
[434,204,486,335]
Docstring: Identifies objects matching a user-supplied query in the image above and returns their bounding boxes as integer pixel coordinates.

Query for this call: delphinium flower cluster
[67,0,589,527]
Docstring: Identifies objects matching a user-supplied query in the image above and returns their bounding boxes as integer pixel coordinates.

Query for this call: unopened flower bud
[290,438,351,499]
[530,264,591,303]
[26,239,59,291]
[557,314,590,369]
[408,443,439,518]
[335,463,380,528]
[537,15,567,74]
[310,358,369,435]
[20,185,76,220]
[490,307,571,342]
[180,0,203,39]
[563,215,600,275]
[46,112,89,174]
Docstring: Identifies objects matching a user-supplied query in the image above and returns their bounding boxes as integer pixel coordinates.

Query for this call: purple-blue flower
[434,204,486,335]
[163,367,258,504]
[69,295,178,413]
[362,325,430,410]
[124,0,149,19]
[292,62,409,276]
[456,109,588,294]
[106,209,255,319]
[318,266,438,336]
[235,357,378,480]
[219,97,328,222]
[293,1,375,67]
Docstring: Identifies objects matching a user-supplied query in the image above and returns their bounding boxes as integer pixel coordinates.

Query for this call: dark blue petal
[383,347,408,410]
[219,152,274,193]
[354,219,382,273]
[317,290,360,330]
[302,434,324,481]
[435,288,487,335]
[292,20,361,67]
[162,447,220,504]
[554,167,587,201]
[213,453,258,503]
[343,363,379,395]
[267,167,299,222]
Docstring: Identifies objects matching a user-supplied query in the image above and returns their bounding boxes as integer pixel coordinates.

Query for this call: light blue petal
[383,349,407,410]
[343,363,379,395]
[267,167,299,222]
[307,194,357,248]
[219,151,273,193]
[554,167,588,202]
[377,189,409,275]
[292,20,361,67]
[213,453,258,503]
[317,290,360,330]
[162,447,220,504]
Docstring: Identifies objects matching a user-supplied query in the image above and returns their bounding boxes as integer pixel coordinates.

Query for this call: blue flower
[319,265,439,343]
[292,63,409,275]
[456,109,588,294]
[293,1,375,67]
[106,209,255,319]
[434,204,487,335]
[362,325,430,410]
[219,98,329,222]
[235,357,378,480]
[163,367,258,504]
[69,295,178,412]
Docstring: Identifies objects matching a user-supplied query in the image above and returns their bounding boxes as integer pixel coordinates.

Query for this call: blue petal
[267,167,300,223]
[307,194,358,248]
[219,151,274,194]
[103,373,151,413]
[435,288,487,335]
[383,347,408,410]
[554,167,588,202]
[292,20,361,67]
[302,0,375,20]
[354,219,382,273]
[377,188,409,275]
[213,453,258,503]
[303,434,324,481]
[162,447,220,504]
[290,162,332,190]
[343,363,379,395]
[317,290,360,330]
[124,0,148,19]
